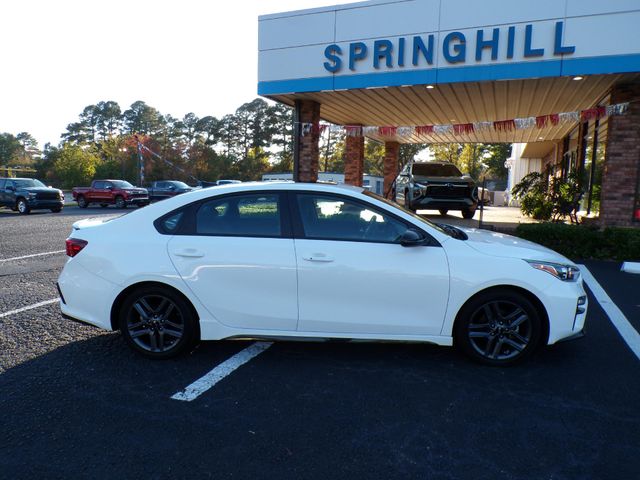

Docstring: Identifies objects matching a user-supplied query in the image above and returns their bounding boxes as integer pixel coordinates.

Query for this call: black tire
[115,195,126,209]
[119,285,199,359]
[100,203,109,208]
[453,289,543,366]
[77,195,88,208]
[50,207,62,213]
[439,209,449,216]
[461,207,476,219]
[16,198,30,214]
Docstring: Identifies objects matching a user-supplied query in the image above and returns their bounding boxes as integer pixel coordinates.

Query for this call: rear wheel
[119,286,199,359]
[439,209,449,216]
[454,290,542,366]
[462,207,476,219]
[100,203,109,208]
[17,198,30,214]
[115,195,126,209]
[50,207,62,213]
[77,195,88,208]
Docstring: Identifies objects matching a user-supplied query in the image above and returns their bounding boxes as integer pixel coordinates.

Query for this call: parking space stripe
[0,250,65,262]
[580,265,640,361]
[171,342,273,402]
[0,298,58,319]
[621,262,640,274]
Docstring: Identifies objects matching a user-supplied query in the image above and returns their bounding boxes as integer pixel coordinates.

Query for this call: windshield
[170,181,190,188]
[412,163,462,177]
[111,180,134,188]
[362,191,448,236]
[13,179,46,188]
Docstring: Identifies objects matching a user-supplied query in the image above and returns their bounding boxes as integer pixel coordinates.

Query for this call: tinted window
[111,180,134,188]
[296,194,407,243]
[412,163,462,177]
[0,179,5,189]
[161,211,184,233]
[196,194,281,237]
[13,179,46,188]
[94,181,105,189]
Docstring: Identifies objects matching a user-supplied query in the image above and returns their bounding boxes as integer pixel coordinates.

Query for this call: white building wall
[506,143,543,206]
[258,0,640,94]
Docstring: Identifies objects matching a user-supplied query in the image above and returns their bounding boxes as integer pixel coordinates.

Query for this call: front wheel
[115,195,126,209]
[77,195,88,208]
[119,286,199,359]
[17,198,30,214]
[439,209,448,216]
[462,207,476,219]
[50,207,62,213]
[454,290,543,366]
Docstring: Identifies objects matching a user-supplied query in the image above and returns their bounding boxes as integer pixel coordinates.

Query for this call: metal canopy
[267,73,639,144]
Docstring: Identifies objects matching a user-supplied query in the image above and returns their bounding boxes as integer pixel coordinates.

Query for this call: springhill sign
[323,21,575,73]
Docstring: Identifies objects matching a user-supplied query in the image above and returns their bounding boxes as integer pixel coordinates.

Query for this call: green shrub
[514,223,640,261]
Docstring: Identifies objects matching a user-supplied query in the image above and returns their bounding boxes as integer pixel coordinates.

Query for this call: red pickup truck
[72,180,149,209]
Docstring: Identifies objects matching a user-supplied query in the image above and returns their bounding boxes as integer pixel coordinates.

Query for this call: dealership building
[258,0,640,226]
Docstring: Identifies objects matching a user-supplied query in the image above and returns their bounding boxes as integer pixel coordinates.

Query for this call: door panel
[167,191,298,331]
[292,192,449,335]
[168,236,298,331]
[295,239,449,335]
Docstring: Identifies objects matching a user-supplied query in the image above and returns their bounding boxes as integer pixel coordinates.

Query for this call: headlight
[28,192,37,199]
[525,260,580,281]
[126,190,136,194]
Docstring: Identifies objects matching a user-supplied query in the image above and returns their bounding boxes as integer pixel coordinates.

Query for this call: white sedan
[57,182,587,366]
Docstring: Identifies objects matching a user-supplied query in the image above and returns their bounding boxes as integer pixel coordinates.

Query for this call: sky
[0,0,359,149]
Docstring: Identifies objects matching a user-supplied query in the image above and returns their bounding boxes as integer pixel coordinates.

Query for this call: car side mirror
[400,229,425,247]
[106,185,113,190]
[169,185,175,190]
[6,186,15,191]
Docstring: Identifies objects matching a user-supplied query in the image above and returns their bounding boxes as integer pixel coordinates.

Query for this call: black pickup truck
[395,161,478,218]
[147,181,193,201]
[0,177,64,214]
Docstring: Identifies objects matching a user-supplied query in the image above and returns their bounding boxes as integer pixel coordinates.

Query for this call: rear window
[196,194,281,237]
[412,163,462,177]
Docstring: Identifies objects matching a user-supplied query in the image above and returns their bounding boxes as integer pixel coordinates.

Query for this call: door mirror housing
[400,229,425,247]
[6,185,15,192]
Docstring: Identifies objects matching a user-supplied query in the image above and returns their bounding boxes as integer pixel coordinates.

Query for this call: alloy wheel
[125,294,185,353]
[467,300,532,361]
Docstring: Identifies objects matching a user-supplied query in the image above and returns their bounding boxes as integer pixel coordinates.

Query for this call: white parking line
[171,342,273,402]
[580,265,640,361]
[0,298,58,319]
[0,250,65,263]
[621,262,640,274]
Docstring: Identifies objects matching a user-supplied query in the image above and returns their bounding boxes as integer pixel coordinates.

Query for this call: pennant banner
[297,102,630,137]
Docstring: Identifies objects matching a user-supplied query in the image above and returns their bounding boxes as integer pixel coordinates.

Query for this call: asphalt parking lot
[1,205,639,479]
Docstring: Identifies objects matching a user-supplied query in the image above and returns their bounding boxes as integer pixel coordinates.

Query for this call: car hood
[19,187,61,193]
[456,226,574,265]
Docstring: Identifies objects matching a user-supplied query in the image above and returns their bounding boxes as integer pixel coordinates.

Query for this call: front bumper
[126,197,150,206]
[27,199,64,209]
[411,197,477,210]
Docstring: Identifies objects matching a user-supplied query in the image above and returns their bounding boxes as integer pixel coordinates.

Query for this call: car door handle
[302,253,334,262]
[173,248,205,258]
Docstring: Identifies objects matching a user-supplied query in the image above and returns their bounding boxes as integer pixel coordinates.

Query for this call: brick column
[384,141,400,198]
[344,129,364,186]
[600,83,640,227]
[295,100,320,183]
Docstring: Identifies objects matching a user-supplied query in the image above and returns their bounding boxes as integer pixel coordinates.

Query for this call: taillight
[66,238,88,257]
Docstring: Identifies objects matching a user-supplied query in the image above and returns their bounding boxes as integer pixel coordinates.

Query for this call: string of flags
[298,102,630,138]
